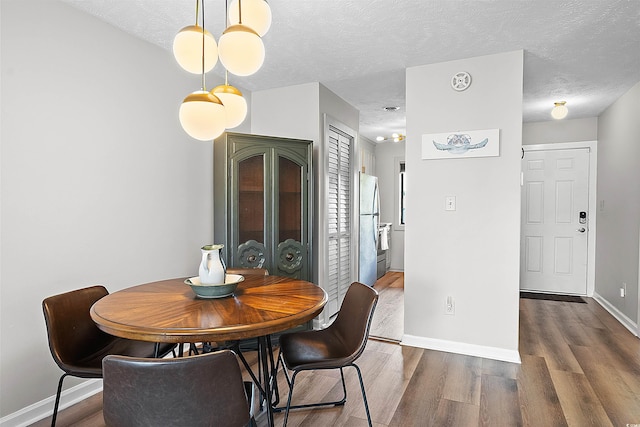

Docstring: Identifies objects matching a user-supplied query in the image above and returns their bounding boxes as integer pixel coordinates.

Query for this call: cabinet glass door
[278,157,302,242]
[275,155,307,278]
[236,154,267,269]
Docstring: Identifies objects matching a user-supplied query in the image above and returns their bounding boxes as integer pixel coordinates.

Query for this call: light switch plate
[445,196,456,211]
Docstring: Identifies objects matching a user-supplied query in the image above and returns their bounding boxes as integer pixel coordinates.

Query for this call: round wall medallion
[451,71,472,91]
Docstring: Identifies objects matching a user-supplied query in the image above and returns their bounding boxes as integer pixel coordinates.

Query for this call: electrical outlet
[621,283,627,298]
[445,296,455,315]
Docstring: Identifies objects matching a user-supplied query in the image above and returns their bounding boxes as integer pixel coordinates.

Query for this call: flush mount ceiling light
[228,0,271,36]
[173,1,218,74]
[392,133,405,142]
[551,101,568,120]
[376,133,405,143]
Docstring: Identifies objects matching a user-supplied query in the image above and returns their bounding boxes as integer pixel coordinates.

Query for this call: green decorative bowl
[185,274,245,299]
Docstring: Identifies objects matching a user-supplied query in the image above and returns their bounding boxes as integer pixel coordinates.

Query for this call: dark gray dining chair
[275,281,379,426]
[42,285,175,427]
[102,350,256,427]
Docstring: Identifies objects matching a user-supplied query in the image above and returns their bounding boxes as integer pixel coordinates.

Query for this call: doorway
[520,141,597,296]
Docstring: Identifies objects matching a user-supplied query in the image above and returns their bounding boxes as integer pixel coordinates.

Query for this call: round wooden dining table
[90,274,327,343]
[90,274,327,427]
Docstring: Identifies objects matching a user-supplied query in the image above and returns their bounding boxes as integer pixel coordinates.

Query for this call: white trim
[522,140,597,297]
[593,292,639,337]
[316,114,357,330]
[401,334,522,364]
[0,379,102,427]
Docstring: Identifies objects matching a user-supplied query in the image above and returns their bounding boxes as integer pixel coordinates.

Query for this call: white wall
[403,51,523,362]
[1,0,214,420]
[251,82,319,141]
[375,141,405,271]
[523,117,598,145]
[358,136,376,176]
[595,81,640,329]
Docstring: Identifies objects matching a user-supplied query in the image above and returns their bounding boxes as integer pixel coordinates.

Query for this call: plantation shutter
[326,125,352,316]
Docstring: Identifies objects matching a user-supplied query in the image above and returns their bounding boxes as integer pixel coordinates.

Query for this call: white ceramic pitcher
[198,244,226,284]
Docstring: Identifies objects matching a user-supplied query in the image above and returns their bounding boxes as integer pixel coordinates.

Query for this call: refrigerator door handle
[373,180,380,249]
[373,216,379,249]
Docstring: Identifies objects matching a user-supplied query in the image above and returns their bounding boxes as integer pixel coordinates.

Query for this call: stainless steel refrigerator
[359,172,379,287]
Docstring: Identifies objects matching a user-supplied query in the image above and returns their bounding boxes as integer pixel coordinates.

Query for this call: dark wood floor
[33,273,640,426]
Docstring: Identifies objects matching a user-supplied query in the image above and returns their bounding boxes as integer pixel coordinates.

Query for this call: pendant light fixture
[212,72,247,129]
[218,0,265,76]
[228,0,272,36]
[179,0,226,141]
[551,101,568,120]
[173,0,218,74]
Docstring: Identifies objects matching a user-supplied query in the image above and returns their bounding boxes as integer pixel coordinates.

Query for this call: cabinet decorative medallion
[237,240,267,268]
[277,239,304,273]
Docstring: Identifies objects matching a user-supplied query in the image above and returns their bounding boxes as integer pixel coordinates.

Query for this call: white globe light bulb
[228,0,272,37]
[212,85,248,129]
[179,91,226,140]
[218,25,265,77]
[173,25,218,74]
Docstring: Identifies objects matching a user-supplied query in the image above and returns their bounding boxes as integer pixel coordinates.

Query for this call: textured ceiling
[61,0,640,142]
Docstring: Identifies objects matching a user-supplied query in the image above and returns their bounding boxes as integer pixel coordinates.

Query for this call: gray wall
[1,0,214,419]
[404,51,523,361]
[595,81,640,327]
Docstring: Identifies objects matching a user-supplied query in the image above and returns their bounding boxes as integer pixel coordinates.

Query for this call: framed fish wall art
[421,128,500,160]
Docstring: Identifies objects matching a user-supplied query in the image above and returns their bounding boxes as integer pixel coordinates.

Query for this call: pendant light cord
[200,0,206,91]
[224,0,229,86]
[238,0,242,24]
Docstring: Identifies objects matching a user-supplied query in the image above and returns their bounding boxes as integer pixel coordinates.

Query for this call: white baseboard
[401,334,521,364]
[593,293,639,336]
[0,379,102,427]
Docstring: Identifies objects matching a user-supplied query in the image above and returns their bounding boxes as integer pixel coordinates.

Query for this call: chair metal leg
[275,365,348,415]
[51,373,68,427]
[276,364,371,426]
[282,370,298,427]
[352,363,372,427]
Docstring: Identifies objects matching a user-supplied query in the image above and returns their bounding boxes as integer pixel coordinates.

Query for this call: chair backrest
[42,285,112,372]
[330,282,379,363]
[102,350,251,427]
[227,267,269,276]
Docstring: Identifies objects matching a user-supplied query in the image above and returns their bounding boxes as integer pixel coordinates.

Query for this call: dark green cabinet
[214,132,313,280]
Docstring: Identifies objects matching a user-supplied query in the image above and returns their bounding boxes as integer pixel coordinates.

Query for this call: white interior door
[520,148,590,295]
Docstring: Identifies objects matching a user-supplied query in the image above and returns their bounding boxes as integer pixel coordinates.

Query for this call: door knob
[577,227,586,233]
